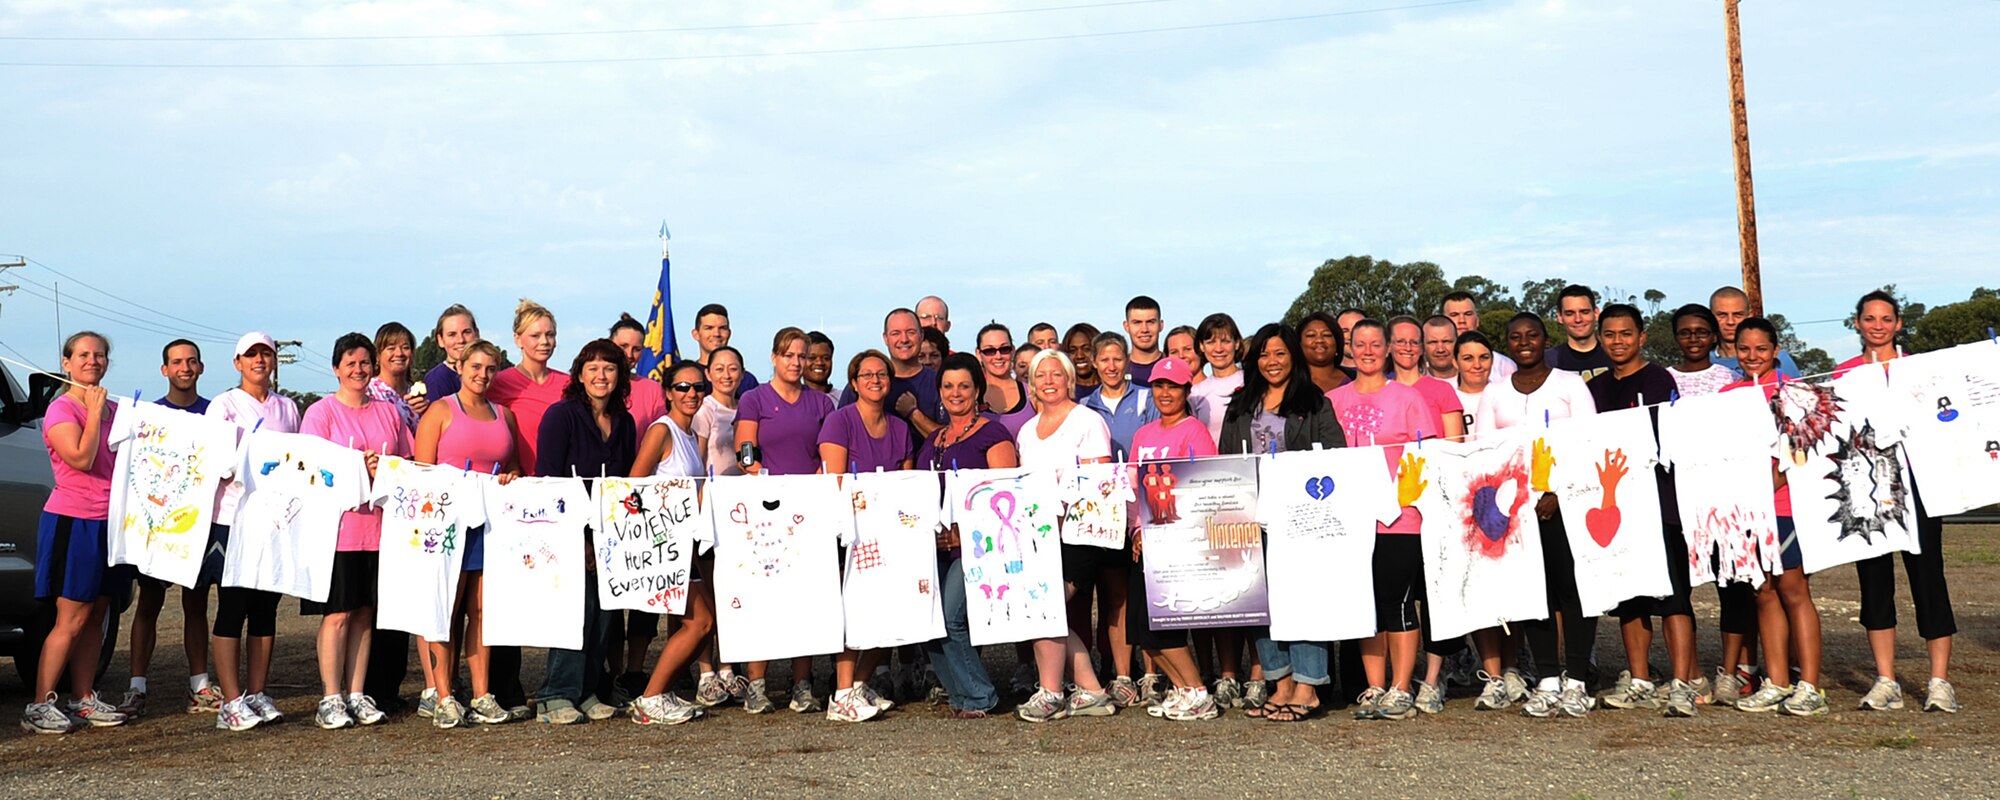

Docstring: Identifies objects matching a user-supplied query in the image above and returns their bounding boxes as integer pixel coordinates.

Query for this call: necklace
[930,417,983,468]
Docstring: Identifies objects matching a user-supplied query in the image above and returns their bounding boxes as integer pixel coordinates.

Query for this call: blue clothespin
[1416,429,1424,449]
[463,459,472,475]
[132,389,141,404]
[1544,410,1550,428]
[251,418,263,434]
[491,462,502,475]
[1267,437,1276,456]
[1988,327,1995,343]
[1669,389,1680,407]
[951,459,959,475]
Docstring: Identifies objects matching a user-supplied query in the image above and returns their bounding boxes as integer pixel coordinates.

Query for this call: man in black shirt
[1548,284,1613,381]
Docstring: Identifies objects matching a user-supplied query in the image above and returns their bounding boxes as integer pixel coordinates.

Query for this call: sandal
[1266,703,1320,722]
[1243,700,1285,719]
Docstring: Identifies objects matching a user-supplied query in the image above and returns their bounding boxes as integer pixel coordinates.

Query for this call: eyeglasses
[855,371,891,382]
[670,381,712,393]
[977,346,1012,356]
[918,313,946,322]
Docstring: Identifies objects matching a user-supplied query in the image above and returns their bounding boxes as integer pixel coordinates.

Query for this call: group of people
[22,285,1963,734]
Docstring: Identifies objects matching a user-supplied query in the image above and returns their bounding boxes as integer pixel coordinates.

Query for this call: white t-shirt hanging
[373,457,487,641]
[1674,454,1780,587]
[1548,407,1672,614]
[707,474,848,662]
[841,470,946,649]
[948,468,1069,646]
[222,430,370,602]
[1774,368,1920,573]
[480,476,592,650]
[593,475,703,615]
[1058,462,1136,549]
[106,399,240,588]
[1415,429,1550,640]
[1883,341,2000,515]
[1256,447,1397,642]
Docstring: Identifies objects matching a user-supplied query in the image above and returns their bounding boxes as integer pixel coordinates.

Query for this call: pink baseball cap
[1148,357,1195,387]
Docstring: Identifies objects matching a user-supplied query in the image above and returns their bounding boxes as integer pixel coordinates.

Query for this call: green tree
[410,333,510,381]
[1450,275,1516,309]
[1282,255,1453,324]
[277,387,322,411]
[1769,314,1835,377]
[1518,278,1569,318]
[1907,297,2000,353]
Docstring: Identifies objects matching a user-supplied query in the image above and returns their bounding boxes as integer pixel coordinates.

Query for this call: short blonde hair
[513,298,555,335]
[1028,348,1075,391]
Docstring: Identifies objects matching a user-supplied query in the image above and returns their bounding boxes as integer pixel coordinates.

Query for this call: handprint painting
[1549,407,1673,615]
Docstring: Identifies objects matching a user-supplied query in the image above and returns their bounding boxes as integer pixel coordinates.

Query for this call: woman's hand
[79,385,107,418]
[1535,492,1558,521]
[405,395,431,418]
[497,470,520,486]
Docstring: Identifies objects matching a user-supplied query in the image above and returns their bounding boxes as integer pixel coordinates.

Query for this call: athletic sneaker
[825,691,881,723]
[538,700,585,725]
[1136,674,1165,707]
[508,704,534,722]
[188,684,225,714]
[1925,678,1963,713]
[858,682,895,712]
[695,674,731,707]
[68,693,128,727]
[1377,687,1417,721]
[1689,674,1714,706]
[117,689,147,717]
[469,694,510,725]
[1242,679,1271,710]
[1662,679,1698,718]
[216,697,261,731]
[788,681,822,713]
[246,693,284,724]
[315,696,354,730]
[744,679,776,715]
[1016,688,1069,723]
[433,696,466,729]
[1858,676,1904,711]
[1108,676,1142,708]
[1353,687,1385,720]
[1604,677,1662,710]
[724,673,750,703]
[1211,677,1243,709]
[1557,678,1595,718]
[1068,688,1117,717]
[1166,689,1221,721]
[631,694,702,725]
[1503,669,1531,704]
[1146,688,1186,718]
[1414,681,1445,715]
[1521,678,1563,718]
[1736,682,1792,713]
[579,696,618,721]
[20,695,74,735]
[1609,669,1633,699]
[346,694,386,725]
[1709,666,1745,707]
[1474,671,1512,710]
[417,687,438,718]
[1780,681,1828,717]
[1008,664,1037,697]
[1444,647,1479,688]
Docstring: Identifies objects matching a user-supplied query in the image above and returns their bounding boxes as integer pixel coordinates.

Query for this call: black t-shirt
[1548,341,1614,382]
[1586,362,1679,526]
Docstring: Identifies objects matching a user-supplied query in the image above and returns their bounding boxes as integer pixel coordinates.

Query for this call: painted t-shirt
[1258,446,1399,641]
[691,395,742,477]
[1326,381,1430,534]
[1668,363,1741,398]
[738,384,835,476]
[1881,341,2000,516]
[373,457,487,641]
[1586,363,1682,526]
[841,470,946,649]
[1016,404,1112,469]
[206,387,302,521]
[489,367,571,477]
[224,430,370,602]
[1547,406,1672,614]
[42,394,117,520]
[480,476,593,650]
[301,395,416,551]
[817,403,913,474]
[105,399,239,587]
[1131,417,1219,462]
[1722,373,1792,516]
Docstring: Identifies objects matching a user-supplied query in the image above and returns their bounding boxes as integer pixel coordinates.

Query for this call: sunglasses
[977,346,1012,356]
[669,381,712,393]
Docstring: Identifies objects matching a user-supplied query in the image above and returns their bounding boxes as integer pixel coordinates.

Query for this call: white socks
[130,676,148,693]
[190,674,212,692]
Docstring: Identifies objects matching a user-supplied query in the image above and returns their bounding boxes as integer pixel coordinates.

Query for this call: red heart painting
[1585,506,1621,547]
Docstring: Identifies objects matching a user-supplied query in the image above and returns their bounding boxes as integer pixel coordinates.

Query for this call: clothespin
[1267,438,1276,456]
[132,389,141,404]
[1987,327,1995,343]
[1669,389,1679,407]
[1416,429,1424,449]
[463,459,472,476]
[492,462,502,475]
[571,465,579,479]
[951,459,959,475]
[875,465,884,473]
[600,464,607,479]
[1543,410,1550,428]
[252,419,264,434]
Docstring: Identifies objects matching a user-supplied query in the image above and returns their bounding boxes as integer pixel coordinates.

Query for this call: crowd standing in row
[21,285,1963,733]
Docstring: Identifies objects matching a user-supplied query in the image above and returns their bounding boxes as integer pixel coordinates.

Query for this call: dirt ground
[4,526,2000,799]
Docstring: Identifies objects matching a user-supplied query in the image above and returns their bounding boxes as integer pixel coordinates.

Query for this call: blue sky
[3,0,1997,394]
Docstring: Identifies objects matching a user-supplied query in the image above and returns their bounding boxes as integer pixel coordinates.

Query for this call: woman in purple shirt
[732,327,836,714]
[915,353,1019,718]
[817,350,915,722]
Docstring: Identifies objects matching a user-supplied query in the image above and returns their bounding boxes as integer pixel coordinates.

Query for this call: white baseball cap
[234,331,277,357]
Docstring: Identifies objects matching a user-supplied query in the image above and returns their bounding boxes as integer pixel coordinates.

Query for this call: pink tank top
[436,395,515,474]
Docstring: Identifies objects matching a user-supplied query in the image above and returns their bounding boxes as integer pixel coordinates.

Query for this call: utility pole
[273,339,302,393]
[1725,0,1763,316]
[0,259,20,321]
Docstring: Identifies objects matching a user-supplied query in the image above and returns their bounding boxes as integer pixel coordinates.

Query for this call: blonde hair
[1028,348,1075,391]
[513,299,555,335]
[62,330,109,360]
[462,339,505,367]
[772,326,808,356]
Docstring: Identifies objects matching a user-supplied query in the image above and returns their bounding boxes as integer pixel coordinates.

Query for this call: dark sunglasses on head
[670,381,712,393]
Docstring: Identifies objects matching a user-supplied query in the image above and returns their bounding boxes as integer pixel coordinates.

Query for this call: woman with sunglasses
[624,360,719,725]
[975,323,1036,437]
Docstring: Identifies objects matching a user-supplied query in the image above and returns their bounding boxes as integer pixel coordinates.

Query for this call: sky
[2,0,1997,395]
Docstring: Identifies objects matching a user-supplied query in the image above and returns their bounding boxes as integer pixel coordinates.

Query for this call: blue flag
[635,223,680,382]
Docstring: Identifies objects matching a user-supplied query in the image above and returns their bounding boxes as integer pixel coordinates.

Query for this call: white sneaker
[1736,682,1792,713]
[788,681,822,713]
[1925,678,1963,713]
[825,691,881,723]
[1521,678,1563,718]
[67,693,129,727]
[20,695,75,735]
[1858,676,1904,711]
[1146,687,1187,718]
[346,693,386,725]
[1165,688,1220,721]
[858,682,895,712]
[245,693,284,724]
[315,696,354,730]
[216,697,261,731]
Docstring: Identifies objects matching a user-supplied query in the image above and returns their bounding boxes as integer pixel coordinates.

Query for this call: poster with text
[594,476,702,615]
[1137,456,1269,630]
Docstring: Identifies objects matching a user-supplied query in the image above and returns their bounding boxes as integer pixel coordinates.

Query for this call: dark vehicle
[0,362,120,688]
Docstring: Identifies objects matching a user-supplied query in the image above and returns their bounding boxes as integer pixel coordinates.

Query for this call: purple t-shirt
[915,414,1015,472]
[1326,381,1429,534]
[738,383,835,476]
[817,404,913,474]
[42,395,116,520]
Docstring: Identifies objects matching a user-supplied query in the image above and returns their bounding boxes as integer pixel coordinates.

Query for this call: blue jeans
[923,556,998,711]
[540,583,612,708]
[1254,632,1330,685]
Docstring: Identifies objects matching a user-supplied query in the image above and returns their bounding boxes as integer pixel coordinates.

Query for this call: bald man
[917,295,951,334]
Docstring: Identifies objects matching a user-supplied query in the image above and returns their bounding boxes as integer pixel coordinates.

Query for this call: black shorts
[1616,524,1695,620]
[1372,535,1423,633]
[1126,550,1190,652]
[136,523,229,593]
[302,551,378,615]
[1061,542,1128,590]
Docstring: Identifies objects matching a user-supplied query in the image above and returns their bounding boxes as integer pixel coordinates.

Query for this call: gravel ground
[5,525,1999,799]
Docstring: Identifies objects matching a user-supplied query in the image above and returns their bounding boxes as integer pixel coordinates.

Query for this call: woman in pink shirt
[300,333,415,730]
[1127,357,1219,720]
[489,299,571,474]
[23,331,128,733]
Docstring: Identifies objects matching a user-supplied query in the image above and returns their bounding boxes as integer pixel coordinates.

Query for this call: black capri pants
[1855,498,1955,640]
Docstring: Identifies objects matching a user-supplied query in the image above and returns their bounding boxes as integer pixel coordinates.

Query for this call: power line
[0,0,1485,68]
[0,0,1179,42]
[18,256,242,338]
[6,270,235,346]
